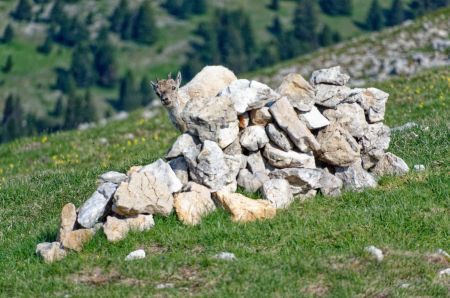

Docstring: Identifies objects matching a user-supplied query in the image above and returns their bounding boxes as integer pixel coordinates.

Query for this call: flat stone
[166,133,199,160]
[316,122,360,167]
[126,214,155,232]
[168,157,189,186]
[319,171,343,197]
[247,151,266,174]
[261,179,294,209]
[139,159,183,194]
[298,106,330,130]
[266,123,293,152]
[173,186,216,226]
[213,252,236,261]
[237,169,269,193]
[372,152,409,176]
[335,161,377,191]
[60,228,94,252]
[36,242,67,263]
[263,143,316,169]
[240,126,269,152]
[223,137,243,155]
[125,249,146,261]
[314,84,352,108]
[99,171,127,184]
[103,216,129,242]
[276,73,315,112]
[323,103,368,138]
[219,79,279,114]
[269,96,320,152]
[215,191,276,223]
[359,123,390,169]
[414,164,425,172]
[182,95,239,148]
[352,88,389,123]
[250,107,272,126]
[310,66,350,86]
[113,171,173,216]
[60,203,77,234]
[270,168,323,194]
[77,183,117,229]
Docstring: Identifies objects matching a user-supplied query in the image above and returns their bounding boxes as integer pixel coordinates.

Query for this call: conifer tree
[55,16,89,46]
[292,0,319,54]
[365,0,385,31]
[55,70,76,94]
[37,36,53,54]
[387,0,405,26]
[2,55,13,73]
[2,24,14,43]
[192,0,207,14]
[70,43,96,87]
[268,0,280,11]
[110,0,130,33]
[50,0,65,24]
[1,94,24,143]
[319,25,333,47]
[63,91,83,129]
[12,0,33,21]
[82,89,97,123]
[118,71,139,111]
[52,96,65,118]
[132,0,158,45]
[93,34,118,87]
[332,31,342,43]
[319,0,352,15]
[140,76,154,106]
[267,16,283,39]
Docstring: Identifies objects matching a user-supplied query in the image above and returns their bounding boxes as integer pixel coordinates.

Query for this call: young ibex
[152,65,237,132]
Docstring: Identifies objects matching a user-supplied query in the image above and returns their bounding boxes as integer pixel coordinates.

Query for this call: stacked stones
[36,66,409,262]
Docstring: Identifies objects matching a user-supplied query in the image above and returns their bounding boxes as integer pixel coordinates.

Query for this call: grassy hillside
[0,67,448,296]
[0,0,396,117]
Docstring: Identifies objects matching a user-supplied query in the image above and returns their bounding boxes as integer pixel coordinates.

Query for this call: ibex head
[151,72,182,107]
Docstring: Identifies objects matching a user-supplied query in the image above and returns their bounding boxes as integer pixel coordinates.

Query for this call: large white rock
[219,79,279,114]
[237,169,269,192]
[250,107,272,126]
[335,161,377,191]
[166,133,199,160]
[173,183,216,226]
[351,88,389,123]
[299,106,330,130]
[261,179,294,209]
[314,84,352,108]
[98,171,127,184]
[270,168,323,194]
[139,159,183,194]
[247,151,267,174]
[319,171,343,197]
[372,152,409,176]
[168,157,189,186]
[263,143,316,169]
[240,125,269,152]
[276,73,315,112]
[265,123,293,152]
[323,103,368,138]
[359,123,391,169]
[310,66,350,86]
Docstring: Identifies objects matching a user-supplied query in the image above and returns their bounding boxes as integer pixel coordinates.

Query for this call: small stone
[335,161,377,191]
[60,228,94,252]
[391,122,418,132]
[438,268,450,277]
[36,242,67,263]
[263,143,316,169]
[316,122,360,167]
[310,66,350,86]
[219,79,278,114]
[156,283,175,289]
[270,97,320,152]
[298,106,330,130]
[215,191,276,223]
[237,169,269,193]
[173,185,216,226]
[247,151,267,174]
[266,123,293,152]
[240,126,269,152]
[98,171,127,184]
[250,107,272,126]
[319,171,343,197]
[413,164,425,172]
[103,216,129,242]
[314,84,352,108]
[165,133,199,160]
[365,245,384,262]
[168,157,189,186]
[77,183,117,229]
[323,103,368,138]
[372,152,409,176]
[261,179,294,209]
[125,249,146,261]
[276,73,315,112]
[270,168,323,194]
[126,214,155,232]
[140,159,183,194]
[60,203,77,234]
[213,252,236,261]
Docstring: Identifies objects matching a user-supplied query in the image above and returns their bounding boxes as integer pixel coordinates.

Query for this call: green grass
[0,67,449,297]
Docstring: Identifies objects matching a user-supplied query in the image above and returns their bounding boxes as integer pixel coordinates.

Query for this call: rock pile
[36,66,409,263]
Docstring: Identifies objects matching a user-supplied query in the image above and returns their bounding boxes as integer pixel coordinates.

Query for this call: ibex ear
[176,71,182,87]
[150,81,158,91]
[168,72,172,79]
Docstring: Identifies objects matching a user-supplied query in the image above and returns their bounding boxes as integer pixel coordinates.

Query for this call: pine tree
[319,25,333,47]
[2,24,14,43]
[292,0,319,54]
[70,43,96,87]
[267,17,283,38]
[319,0,352,15]
[192,0,207,14]
[365,0,385,31]
[55,16,89,46]
[1,94,24,142]
[118,71,139,111]
[55,70,76,94]
[63,91,83,129]
[110,0,129,33]
[387,0,405,26]
[37,35,53,54]
[332,31,342,43]
[12,0,33,21]
[140,76,154,106]
[52,96,65,118]
[268,0,280,10]
[82,89,97,123]
[93,34,118,87]
[50,0,65,24]
[132,0,158,45]
[2,55,13,73]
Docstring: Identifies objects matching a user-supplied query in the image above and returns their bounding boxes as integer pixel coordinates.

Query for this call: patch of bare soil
[302,276,329,297]
[69,267,147,286]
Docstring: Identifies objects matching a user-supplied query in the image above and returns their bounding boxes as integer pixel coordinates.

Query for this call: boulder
[219,79,279,114]
[265,123,293,152]
[310,66,350,86]
[323,103,368,138]
[103,216,129,242]
[60,228,94,252]
[319,171,343,197]
[352,88,389,123]
[36,242,67,263]
[359,123,391,169]
[270,168,323,194]
[113,171,173,216]
[98,171,127,184]
[247,151,267,174]
[60,203,77,233]
[139,159,183,194]
[240,125,269,152]
[173,185,216,225]
[335,162,377,191]
[166,133,199,160]
[269,97,320,152]
[276,73,315,112]
[214,191,276,223]
[263,143,316,169]
[261,179,294,209]
[250,107,272,126]
[372,152,409,176]
[237,169,269,193]
[168,157,189,186]
[77,183,117,229]
[182,95,239,148]
[223,137,243,155]
[298,106,330,130]
[316,123,360,167]
[126,214,155,232]
[314,84,352,108]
